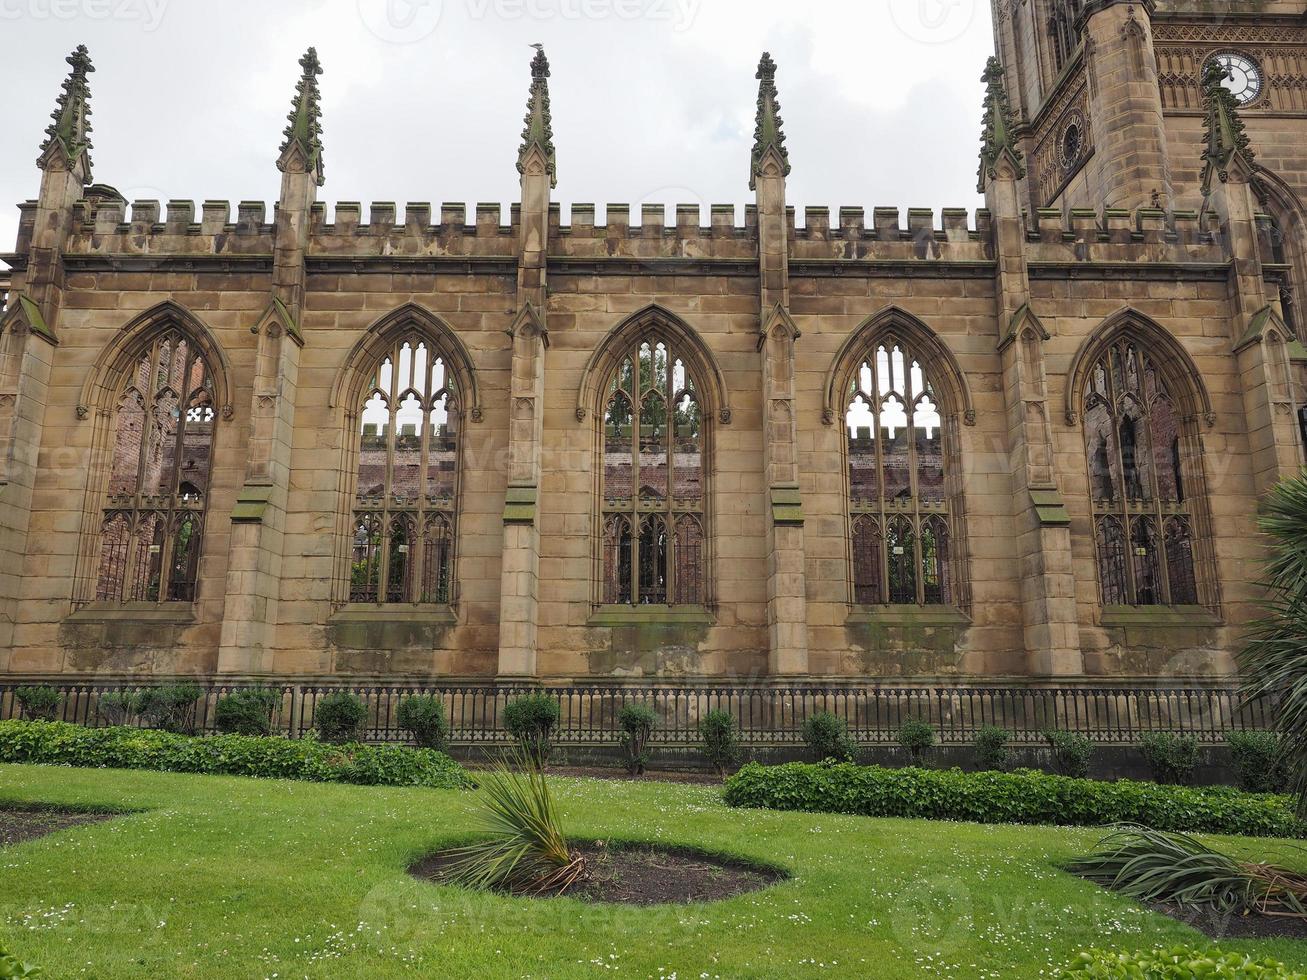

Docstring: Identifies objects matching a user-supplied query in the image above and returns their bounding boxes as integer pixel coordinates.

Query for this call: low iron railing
[0,681,1274,746]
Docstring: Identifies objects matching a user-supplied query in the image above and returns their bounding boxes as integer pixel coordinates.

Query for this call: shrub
[1044,729,1094,779]
[439,753,585,894]
[1056,947,1300,978]
[96,690,138,727]
[503,693,561,768]
[1237,473,1307,815]
[898,719,935,763]
[1227,730,1291,794]
[1069,824,1307,918]
[722,761,1306,837]
[314,692,368,744]
[396,695,450,750]
[699,709,741,778]
[974,725,1010,771]
[0,719,471,789]
[617,704,656,776]
[0,941,41,978]
[134,684,203,734]
[1139,732,1200,786]
[213,689,281,737]
[801,711,857,763]
[13,686,60,722]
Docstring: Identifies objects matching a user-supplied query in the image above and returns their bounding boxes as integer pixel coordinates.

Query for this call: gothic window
[1049,0,1082,71]
[349,335,460,604]
[1082,339,1199,606]
[600,337,705,605]
[846,340,956,606]
[94,331,215,603]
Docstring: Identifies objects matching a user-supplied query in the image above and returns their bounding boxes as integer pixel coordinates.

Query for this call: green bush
[503,693,561,768]
[617,703,656,776]
[96,690,138,727]
[898,718,935,763]
[0,719,471,790]
[13,686,60,722]
[1139,732,1200,785]
[1227,730,1291,794]
[396,695,449,750]
[974,725,1010,771]
[801,711,857,763]
[699,709,741,778]
[314,691,368,744]
[1044,729,1094,779]
[0,941,41,977]
[722,761,1306,837]
[1055,946,1301,978]
[213,689,281,737]
[135,684,203,734]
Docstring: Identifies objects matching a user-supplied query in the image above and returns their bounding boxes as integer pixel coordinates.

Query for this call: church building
[1,0,1305,694]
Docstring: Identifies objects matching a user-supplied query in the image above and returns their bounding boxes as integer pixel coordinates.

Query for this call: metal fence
[0,681,1274,746]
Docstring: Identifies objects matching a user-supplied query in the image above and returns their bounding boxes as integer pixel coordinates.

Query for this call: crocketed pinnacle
[977,56,1025,192]
[279,47,325,185]
[749,52,790,191]
[38,44,94,177]
[517,46,557,188]
[1201,59,1255,193]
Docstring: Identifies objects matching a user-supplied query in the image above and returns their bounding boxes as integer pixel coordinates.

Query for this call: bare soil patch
[1144,899,1307,941]
[0,807,115,847]
[410,841,785,905]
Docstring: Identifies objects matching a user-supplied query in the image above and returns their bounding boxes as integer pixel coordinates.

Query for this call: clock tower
[989,0,1307,216]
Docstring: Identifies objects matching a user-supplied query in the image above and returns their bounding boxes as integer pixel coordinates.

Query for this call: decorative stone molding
[77,300,233,422]
[574,303,731,426]
[823,305,976,427]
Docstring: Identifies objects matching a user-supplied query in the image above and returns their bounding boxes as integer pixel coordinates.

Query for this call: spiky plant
[1069,824,1307,919]
[439,752,586,895]
[1238,473,1307,816]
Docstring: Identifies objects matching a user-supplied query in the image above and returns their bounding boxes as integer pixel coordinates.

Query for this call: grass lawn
[1,764,1306,979]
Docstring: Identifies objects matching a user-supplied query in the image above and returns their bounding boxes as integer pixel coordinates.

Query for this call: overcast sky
[0,0,995,251]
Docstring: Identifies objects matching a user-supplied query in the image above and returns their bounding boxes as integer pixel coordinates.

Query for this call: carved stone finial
[38,44,94,179]
[749,52,790,191]
[977,56,1025,192]
[279,47,325,186]
[1200,59,1255,194]
[517,46,557,188]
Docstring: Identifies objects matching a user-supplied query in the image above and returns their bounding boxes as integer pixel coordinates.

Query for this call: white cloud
[0,0,993,256]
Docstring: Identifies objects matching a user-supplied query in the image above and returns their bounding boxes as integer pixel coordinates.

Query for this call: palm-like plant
[1238,473,1307,816]
[1069,824,1307,918]
[439,753,586,895]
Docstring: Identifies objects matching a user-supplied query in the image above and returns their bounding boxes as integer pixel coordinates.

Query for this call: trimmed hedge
[0,720,471,790]
[1055,946,1303,978]
[722,761,1306,838]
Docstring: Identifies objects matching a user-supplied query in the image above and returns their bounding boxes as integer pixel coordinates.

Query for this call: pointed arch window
[600,337,706,605]
[1082,339,1200,606]
[94,331,215,603]
[845,340,957,606]
[349,334,460,604]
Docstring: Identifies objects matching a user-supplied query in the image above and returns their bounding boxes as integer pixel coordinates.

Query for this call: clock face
[1061,123,1083,169]
[1208,52,1262,105]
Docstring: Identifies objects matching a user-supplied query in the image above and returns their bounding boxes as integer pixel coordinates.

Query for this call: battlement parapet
[5,198,1244,271]
[1021,206,1226,264]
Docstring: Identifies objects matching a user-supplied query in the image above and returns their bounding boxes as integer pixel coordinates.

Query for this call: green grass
[1,764,1306,979]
